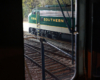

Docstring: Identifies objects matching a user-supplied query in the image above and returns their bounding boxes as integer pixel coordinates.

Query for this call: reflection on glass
[23,0,75,80]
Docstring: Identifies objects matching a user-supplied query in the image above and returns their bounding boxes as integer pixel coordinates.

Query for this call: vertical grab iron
[56,0,75,64]
[40,38,45,80]
[71,0,74,64]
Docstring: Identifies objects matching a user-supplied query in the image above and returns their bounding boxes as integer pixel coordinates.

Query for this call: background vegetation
[22,0,74,21]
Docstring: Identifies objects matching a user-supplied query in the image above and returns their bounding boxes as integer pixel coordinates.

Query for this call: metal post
[40,38,45,80]
[71,0,74,64]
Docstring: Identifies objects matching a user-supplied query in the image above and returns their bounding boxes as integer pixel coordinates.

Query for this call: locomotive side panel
[28,6,75,41]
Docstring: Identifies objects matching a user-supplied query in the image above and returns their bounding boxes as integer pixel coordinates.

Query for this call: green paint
[29,13,75,28]
[40,16,73,28]
[28,13,36,23]
[28,5,75,28]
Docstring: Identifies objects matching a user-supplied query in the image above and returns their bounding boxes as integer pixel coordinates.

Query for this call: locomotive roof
[32,6,74,11]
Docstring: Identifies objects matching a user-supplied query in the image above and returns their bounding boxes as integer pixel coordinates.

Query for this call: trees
[22,0,40,20]
[38,0,72,6]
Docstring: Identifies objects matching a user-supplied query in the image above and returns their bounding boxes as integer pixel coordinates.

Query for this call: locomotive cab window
[32,11,36,14]
[23,0,76,80]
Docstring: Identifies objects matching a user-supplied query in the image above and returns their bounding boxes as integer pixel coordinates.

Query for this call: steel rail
[24,43,40,53]
[24,54,59,80]
[45,54,74,71]
[24,42,74,59]
[24,43,74,70]
[24,42,75,80]
[43,40,75,60]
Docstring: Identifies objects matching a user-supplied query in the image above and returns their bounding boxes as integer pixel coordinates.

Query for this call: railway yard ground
[24,31,75,80]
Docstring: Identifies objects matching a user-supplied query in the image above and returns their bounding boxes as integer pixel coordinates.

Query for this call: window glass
[23,0,76,80]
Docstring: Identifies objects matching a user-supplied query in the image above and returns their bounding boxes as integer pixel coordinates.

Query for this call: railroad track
[24,31,75,51]
[24,40,75,80]
[24,39,75,59]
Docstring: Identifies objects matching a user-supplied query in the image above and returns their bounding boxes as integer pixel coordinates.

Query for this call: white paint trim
[28,23,37,28]
[28,23,71,34]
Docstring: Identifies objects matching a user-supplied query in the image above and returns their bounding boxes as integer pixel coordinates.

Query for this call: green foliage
[22,0,40,20]
[39,0,72,7]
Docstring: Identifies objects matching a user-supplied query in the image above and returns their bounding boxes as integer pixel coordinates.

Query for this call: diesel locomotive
[28,5,75,41]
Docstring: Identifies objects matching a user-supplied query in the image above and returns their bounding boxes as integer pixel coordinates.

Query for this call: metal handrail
[41,38,75,60]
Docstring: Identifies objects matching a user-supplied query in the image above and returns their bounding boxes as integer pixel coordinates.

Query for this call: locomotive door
[36,11,40,37]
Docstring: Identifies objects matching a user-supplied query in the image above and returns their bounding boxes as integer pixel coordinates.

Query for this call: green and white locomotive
[28,5,75,41]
